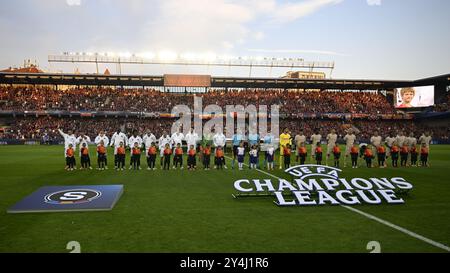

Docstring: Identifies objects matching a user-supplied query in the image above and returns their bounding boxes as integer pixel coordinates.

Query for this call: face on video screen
[395,86,434,108]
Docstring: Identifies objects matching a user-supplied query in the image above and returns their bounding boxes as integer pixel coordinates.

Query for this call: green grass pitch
[0,145,449,253]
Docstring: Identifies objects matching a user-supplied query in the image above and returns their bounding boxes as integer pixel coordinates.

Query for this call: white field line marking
[341,205,450,252]
[225,156,450,252]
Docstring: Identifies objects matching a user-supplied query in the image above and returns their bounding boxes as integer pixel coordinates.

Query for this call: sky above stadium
[0,0,449,80]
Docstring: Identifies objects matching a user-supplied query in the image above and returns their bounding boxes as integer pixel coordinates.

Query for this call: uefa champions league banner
[233,165,413,206]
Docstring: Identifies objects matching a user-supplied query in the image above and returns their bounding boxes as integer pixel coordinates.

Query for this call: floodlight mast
[48,52,335,77]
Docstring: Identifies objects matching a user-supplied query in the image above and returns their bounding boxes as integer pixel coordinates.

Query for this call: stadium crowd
[0,117,173,140]
[0,86,396,115]
[434,93,450,112]
[1,87,448,142]
[1,116,447,142]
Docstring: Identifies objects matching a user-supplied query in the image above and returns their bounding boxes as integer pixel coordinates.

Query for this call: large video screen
[394,85,434,108]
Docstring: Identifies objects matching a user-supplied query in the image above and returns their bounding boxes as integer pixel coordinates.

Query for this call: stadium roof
[0,72,448,90]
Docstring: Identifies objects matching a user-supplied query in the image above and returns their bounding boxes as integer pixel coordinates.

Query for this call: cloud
[66,0,81,6]
[247,48,349,56]
[140,0,255,52]
[253,31,265,41]
[367,0,381,6]
[138,0,342,52]
[0,0,346,68]
[270,0,343,23]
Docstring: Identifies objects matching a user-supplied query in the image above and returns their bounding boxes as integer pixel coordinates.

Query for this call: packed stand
[0,86,396,115]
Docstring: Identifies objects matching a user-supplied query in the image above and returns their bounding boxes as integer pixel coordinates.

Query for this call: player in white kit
[77,133,91,155]
[407,132,417,149]
[343,129,357,168]
[76,133,92,170]
[185,128,199,151]
[143,130,157,152]
[295,130,306,163]
[213,129,227,169]
[419,131,432,154]
[370,131,383,152]
[171,129,184,151]
[396,131,406,148]
[110,129,128,169]
[128,131,143,169]
[58,128,79,169]
[95,130,110,169]
[95,131,109,147]
[310,129,322,163]
[370,131,384,167]
[158,132,172,168]
[419,132,431,147]
[326,129,338,166]
[294,131,307,149]
[385,132,396,159]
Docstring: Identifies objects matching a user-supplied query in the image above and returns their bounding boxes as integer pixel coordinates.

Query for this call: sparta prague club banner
[232,165,413,206]
[8,185,124,213]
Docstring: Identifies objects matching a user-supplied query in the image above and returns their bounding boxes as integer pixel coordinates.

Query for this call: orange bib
[66,148,74,157]
[117,147,126,155]
[97,146,106,154]
[298,147,307,155]
[148,147,157,155]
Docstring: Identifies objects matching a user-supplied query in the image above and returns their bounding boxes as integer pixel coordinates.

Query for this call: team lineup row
[59,127,432,171]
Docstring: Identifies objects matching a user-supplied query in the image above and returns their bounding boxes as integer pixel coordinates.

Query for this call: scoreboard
[164,74,211,87]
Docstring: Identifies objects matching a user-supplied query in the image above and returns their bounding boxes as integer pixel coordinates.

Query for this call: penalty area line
[225,155,450,252]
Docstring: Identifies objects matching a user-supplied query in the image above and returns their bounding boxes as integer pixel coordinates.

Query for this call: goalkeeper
[279,128,292,170]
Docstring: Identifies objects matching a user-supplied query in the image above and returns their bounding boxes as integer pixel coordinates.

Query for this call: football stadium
[0,0,449,262]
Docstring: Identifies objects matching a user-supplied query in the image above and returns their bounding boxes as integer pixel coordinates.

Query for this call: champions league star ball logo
[233,165,414,206]
[44,189,102,205]
[285,164,342,180]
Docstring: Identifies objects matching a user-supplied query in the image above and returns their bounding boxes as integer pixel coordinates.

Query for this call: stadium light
[180,52,199,61]
[203,52,217,62]
[119,52,132,58]
[49,51,335,76]
[137,52,156,60]
[158,50,178,62]
[218,54,236,61]
[57,51,312,65]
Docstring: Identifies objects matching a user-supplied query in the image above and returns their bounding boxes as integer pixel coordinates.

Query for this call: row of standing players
[59,128,432,171]
[60,128,228,171]
[276,128,432,169]
[287,142,430,169]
